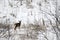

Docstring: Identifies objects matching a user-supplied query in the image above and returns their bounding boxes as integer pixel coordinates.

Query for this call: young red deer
[14,21,21,30]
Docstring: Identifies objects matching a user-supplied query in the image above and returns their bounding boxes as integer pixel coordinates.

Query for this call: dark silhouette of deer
[14,21,21,30]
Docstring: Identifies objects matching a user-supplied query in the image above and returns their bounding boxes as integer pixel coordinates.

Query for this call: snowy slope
[0,0,58,40]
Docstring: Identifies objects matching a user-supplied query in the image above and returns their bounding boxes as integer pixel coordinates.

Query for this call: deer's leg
[18,26,20,29]
[14,25,17,30]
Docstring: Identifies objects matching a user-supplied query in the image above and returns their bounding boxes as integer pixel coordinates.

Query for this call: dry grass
[27,23,47,32]
[0,23,10,29]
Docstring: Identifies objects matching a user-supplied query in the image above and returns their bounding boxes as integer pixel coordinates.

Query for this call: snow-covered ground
[0,0,59,40]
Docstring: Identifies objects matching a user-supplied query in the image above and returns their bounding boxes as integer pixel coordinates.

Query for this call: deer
[14,21,21,30]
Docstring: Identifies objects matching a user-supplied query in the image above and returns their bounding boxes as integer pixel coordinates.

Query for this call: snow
[0,0,58,40]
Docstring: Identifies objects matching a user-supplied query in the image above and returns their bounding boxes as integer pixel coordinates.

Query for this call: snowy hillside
[0,0,60,40]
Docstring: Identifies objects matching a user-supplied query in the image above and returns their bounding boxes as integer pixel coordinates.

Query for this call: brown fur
[14,21,21,30]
